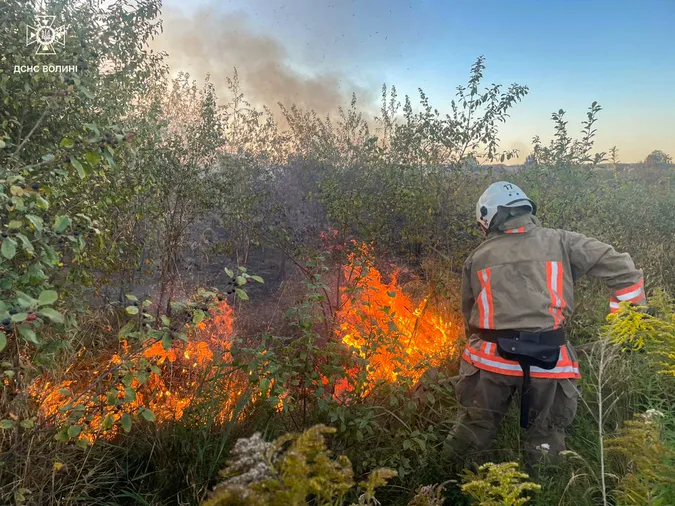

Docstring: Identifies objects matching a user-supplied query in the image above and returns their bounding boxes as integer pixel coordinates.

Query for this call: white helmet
[476,181,536,229]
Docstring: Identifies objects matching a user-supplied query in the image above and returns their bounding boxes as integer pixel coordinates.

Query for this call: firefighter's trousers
[444,359,580,461]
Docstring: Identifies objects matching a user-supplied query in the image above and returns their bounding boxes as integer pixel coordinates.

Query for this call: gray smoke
[153,6,374,117]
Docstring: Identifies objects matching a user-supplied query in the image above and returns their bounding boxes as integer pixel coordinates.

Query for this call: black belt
[469,326,567,429]
[471,327,566,347]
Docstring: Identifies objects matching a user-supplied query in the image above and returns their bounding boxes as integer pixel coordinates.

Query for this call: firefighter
[444,181,647,462]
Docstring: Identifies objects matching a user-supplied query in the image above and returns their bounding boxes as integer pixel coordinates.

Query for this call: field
[2,1,675,505]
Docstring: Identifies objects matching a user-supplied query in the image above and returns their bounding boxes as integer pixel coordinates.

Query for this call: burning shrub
[336,243,461,387]
[27,296,243,443]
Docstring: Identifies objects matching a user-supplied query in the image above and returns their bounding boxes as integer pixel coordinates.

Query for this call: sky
[156,0,675,163]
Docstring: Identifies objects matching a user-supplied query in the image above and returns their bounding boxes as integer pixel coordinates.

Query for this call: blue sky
[160,0,675,162]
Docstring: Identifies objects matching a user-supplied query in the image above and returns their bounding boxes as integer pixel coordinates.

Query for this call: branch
[13,101,54,157]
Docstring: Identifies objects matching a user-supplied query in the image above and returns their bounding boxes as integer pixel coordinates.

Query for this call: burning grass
[26,243,461,443]
[335,244,461,386]
[28,300,242,442]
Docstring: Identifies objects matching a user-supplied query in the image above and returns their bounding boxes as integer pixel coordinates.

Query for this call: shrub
[202,424,396,506]
[460,462,541,506]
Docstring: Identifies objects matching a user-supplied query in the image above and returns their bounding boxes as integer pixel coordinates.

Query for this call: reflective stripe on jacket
[462,214,646,332]
[461,334,581,379]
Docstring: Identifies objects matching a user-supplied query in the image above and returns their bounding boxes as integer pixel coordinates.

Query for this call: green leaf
[53,215,71,233]
[60,138,74,148]
[102,414,114,430]
[38,290,58,306]
[125,306,139,315]
[16,292,37,308]
[224,267,234,278]
[106,391,117,406]
[236,275,247,286]
[121,413,132,433]
[235,288,249,301]
[71,158,85,179]
[39,308,64,323]
[102,151,115,167]
[54,429,69,442]
[84,123,100,136]
[250,275,264,283]
[18,325,38,345]
[19,418,34,429]
[162,333,172,350]
[8,220,22,229]
[11,313,27,323]
[85,151,101,166]
[0,139,5,149]
[140,409,156,422]
[36,196,49,210]
[76,438,90,449]
[122,372,134,387]
[0,332,5,352]
[259,377,269,394]
[125,294,138,302]
[124,387,136,402]
[160,315,171,327]
[41,153,55,162]
[16,234,34,255]
[1,238,17,259]
[118,322,134,338]
[0,419,16,430]
[67,425,82,438]
[192,309,205,325]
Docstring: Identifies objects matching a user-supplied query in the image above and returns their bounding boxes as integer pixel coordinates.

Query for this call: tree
[143,73,226,315]
[644,150,672,166]
[0,0,164,355]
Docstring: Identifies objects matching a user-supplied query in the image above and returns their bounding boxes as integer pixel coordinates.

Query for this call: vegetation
[2,1,675,505]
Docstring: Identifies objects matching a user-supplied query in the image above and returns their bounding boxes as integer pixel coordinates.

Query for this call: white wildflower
[645,409,664,420]
[214,432,274,496]
[535,443,550,454]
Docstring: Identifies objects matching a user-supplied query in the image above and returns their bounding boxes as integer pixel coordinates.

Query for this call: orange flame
[28,301,240,442]
[335,244,459,386]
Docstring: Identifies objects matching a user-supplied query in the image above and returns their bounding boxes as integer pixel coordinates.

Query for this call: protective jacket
[461,213,646,379]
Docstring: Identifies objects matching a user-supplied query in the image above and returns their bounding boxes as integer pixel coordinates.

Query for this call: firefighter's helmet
[476,181,537,229]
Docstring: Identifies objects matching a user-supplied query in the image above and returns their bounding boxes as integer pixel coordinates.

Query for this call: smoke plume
[153,6,374,117]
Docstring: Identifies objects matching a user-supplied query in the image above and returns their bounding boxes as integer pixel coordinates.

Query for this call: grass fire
[2,3,675,503]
